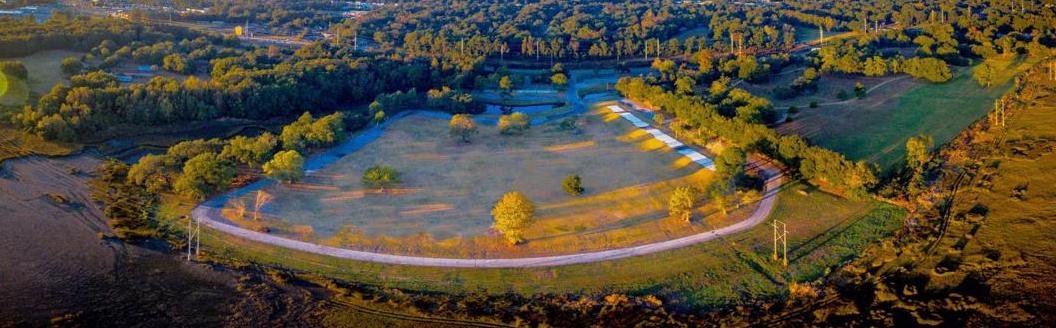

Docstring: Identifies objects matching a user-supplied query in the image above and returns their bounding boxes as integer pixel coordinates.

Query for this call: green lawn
[790,56,1040,169]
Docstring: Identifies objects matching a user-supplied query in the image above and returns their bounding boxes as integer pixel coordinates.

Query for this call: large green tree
[263,150,305,183]
[174,152,236,200]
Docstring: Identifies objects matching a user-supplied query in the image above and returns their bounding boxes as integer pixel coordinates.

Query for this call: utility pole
[819,25,824,44]
[772,220,788,267]
[187,215,200,261]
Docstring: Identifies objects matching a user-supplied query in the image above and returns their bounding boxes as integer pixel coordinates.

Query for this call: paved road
[192,74,783,268]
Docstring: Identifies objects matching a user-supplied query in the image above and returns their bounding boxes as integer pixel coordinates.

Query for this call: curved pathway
[192,164,780,268]
[192,73,784,268]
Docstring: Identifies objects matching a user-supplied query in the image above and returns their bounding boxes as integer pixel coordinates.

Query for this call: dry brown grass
[0,128,80,163]
[223,106,760,257]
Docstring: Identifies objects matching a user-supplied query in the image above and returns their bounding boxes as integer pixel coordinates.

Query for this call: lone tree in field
[449,114,478,143]
[563,175,584,196]
[263,150,305,183]
[905,134,934,195]
[498,112,530,135]
[668,186,697,222]
[492,191,536,244]
[362,165,400,190]
[973,62,996,87]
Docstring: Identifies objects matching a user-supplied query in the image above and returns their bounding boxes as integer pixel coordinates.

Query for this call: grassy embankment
[800,62,1056,325]
[782,56,1041,170]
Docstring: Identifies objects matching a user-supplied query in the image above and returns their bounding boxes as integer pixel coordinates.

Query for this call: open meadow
[2,50,81,97]
[774,56,1040,169]
[218,105,769,258]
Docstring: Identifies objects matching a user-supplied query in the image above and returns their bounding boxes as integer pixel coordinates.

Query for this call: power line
[187,214,200,261]
[772,219,788,267]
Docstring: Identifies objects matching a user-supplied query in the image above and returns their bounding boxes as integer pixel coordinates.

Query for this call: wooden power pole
[187,215,201,261]
[772,219,788,267]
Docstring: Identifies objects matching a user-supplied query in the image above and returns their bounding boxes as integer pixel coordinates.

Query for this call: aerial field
[2,50,81,96]
[180,180,902,307]
[219,105,758,258]
[774,56,1040,169]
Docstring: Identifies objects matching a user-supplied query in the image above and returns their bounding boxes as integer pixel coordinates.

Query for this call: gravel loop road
[192,73,783,268]
[192,163,780,268]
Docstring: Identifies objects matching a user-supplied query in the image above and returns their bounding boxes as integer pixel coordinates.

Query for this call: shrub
[498,112,530,135]
[60,57,82,76]
[550,73,568,87]
[668,186,697,222]
[362,165,400,189]
[563,175,584,196]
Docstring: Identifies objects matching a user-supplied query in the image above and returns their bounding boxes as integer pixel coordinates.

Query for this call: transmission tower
[187,215,201,261]
[772,219,788,267]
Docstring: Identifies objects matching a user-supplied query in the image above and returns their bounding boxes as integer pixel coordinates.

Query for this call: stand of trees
[616,76,876,194]
[13,44,480,141]
[127,111,345,200]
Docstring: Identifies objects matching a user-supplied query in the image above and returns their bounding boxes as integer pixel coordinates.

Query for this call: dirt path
[193,80,783,267]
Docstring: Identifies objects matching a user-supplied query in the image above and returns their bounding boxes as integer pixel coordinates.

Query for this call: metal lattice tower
[187,215,201,261]
[772,220,788,267]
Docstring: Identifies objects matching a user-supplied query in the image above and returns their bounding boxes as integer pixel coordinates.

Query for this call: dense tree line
[0,13,212,58]
[334,0,810,62]
[616,76,876,194]
[164,0,348,35]
[12,43,481,141]
[127,111,344,200]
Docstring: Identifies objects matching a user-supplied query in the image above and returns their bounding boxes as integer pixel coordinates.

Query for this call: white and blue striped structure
[608,104,716,171]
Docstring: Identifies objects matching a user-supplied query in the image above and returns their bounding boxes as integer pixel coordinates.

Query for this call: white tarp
[615,109,715,171]
[678,148,716,171]
[619,113,650,128]
[645,129,683,148]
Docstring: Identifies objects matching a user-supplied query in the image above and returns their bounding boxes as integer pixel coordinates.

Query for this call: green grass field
[3,50,81,96]
[833,67,1056,324]
[780,56,1040,169]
